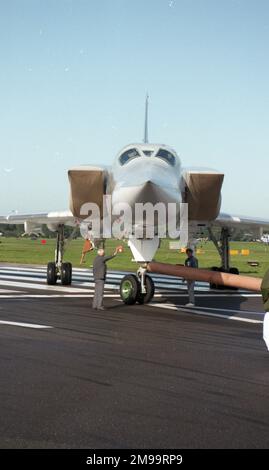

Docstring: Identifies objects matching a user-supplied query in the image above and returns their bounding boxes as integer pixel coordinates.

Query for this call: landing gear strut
[119,267,155,305]
[208,227,239,289]
[47,225,72,285]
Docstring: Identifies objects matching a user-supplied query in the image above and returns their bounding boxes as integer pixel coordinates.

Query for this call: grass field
[1,237,269,278]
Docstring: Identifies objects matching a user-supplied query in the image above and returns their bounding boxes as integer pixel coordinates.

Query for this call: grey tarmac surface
[0,265,268,449]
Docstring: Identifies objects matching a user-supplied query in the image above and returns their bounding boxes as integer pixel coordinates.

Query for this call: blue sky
[0,0,269,216]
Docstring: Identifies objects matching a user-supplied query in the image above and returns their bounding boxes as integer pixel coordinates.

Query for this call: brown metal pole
[147,261,262,292]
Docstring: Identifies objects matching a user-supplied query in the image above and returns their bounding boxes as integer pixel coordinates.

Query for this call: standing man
[92,247,120,310]
[184,248,198,307]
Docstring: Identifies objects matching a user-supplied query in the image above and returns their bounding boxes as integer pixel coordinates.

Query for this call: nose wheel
[119,272,155,305]
[120,274,140,304]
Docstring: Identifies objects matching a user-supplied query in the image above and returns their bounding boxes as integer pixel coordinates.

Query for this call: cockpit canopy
[119,147,176,167]
[155,149,175,166]
[119,148,140,166]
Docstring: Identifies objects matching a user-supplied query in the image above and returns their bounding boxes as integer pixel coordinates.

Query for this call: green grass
[0,237,269,277]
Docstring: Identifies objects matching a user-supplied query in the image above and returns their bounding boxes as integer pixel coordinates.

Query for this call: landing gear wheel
[47,262,57,285]
[137,275,155,304]
[120,274,140,305]
[61,262,72,285]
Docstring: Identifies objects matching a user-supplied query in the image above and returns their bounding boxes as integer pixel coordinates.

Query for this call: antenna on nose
[143,93,149,143]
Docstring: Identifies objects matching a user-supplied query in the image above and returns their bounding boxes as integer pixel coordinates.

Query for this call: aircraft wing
[0,211,78,236]
[212,212,269,232]
[0,211,76,225]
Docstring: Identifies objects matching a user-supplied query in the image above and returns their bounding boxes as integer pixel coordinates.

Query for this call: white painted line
[0,276,119,292]
[0,267,208,285]
[1,266,189,280]
[0,268,261,298]
[0,279,92,293]
[1,266,260,289]
[0,273,183,291]
[0,267,124,283]
[154,292,262,298]
[0,294,120,299]
[85,282,119,290]
[0,320,53,329]
[0,274,256,296]
[0,267,47,273]
[148,303,263,324]
[0,289,22,293]
[177,305,265,316]
[0,295,90,299]
[0,269,45,278]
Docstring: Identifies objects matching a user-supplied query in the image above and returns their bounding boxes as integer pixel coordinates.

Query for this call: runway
[0,264,268,448]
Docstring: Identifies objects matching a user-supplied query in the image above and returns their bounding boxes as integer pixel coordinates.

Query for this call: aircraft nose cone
[132,181,161,204]
[112,180,181,209]
[112,159,181,208]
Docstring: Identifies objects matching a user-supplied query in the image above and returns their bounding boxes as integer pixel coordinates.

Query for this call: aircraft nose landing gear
[119,267,155,305]
[46,225,73,285]
[120,274,140,304]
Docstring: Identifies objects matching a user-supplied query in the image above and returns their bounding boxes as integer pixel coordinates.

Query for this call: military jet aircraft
[1,96,269,304]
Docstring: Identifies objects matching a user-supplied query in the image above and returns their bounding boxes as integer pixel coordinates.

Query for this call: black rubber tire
[47,262,57,285]
[120,274,140,305]
[137,275,155,304]
[61,262,72,285]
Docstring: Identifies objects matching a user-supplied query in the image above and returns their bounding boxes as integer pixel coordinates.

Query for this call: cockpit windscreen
[156,149,176,166]
[119,148,140,165]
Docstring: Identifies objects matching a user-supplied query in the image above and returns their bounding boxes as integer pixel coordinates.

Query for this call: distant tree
[0,224,24,237]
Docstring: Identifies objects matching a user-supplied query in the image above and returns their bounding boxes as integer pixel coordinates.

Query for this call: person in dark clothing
[184,248,198,307]
[92,248,119,310]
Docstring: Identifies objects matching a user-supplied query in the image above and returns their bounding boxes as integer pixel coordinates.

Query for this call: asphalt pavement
[0,265,268,449]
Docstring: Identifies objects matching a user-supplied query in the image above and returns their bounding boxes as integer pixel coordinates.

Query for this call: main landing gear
[120,267,155,305]
[208,227,239,289]
[47,225,72,286]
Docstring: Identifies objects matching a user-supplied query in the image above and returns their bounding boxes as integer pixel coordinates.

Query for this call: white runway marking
[179,305,265,316]
[0,294,121,299]
[0,266,263,327]
[0,279,94,293]
[0,320,53,329]
[0,289,22,293]
[148,303,263,324]
[1,266,261,298]
[0,266,208,290]
[0,279,259,300]
[154,292,261,298]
